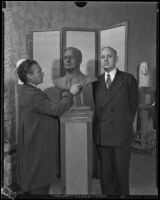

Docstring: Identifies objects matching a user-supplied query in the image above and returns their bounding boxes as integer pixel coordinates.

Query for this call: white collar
[105,68,117,82]
[28,83,39,89]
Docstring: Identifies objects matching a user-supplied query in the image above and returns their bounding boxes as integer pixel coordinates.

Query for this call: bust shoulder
[54,73,97,89]
[78,74,97,87]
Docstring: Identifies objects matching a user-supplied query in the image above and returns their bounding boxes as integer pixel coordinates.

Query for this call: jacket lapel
[102,69,125,107]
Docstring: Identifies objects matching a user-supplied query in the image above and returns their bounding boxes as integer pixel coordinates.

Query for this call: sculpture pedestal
[60,107,93,194]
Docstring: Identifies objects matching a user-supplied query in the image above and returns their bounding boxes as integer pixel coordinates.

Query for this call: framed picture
[29,24,128,86]
[31,30,61,90]
[62,28,98,78]
[99,22,128,74]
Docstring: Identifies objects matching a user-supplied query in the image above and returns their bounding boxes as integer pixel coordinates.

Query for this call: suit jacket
[93,69,139,146]
[16,84,74,191]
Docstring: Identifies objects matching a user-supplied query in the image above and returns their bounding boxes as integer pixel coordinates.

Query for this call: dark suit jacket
[16,84,74,191]
[93,69,139,146]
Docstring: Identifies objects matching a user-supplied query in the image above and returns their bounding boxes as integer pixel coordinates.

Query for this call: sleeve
[92,82,96,102]
[128,75,139,120]
[31,91,74,117]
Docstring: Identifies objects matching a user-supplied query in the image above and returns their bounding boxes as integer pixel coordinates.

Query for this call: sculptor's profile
[138,61,150,87]
[54,47,97,109]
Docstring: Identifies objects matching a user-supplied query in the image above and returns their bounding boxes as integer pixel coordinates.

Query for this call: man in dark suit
[16,59,81,194]
[93,47,139,196]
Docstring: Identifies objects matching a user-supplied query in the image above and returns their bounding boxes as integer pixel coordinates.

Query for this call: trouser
[97,143,131,195]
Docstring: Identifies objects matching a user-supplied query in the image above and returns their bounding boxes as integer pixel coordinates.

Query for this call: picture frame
[99,22,128,74]
[29,23,128,85]
[31,29,61,90]
[62,28,98,78]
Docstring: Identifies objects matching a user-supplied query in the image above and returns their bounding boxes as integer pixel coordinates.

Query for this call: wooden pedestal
[60,108,93,194]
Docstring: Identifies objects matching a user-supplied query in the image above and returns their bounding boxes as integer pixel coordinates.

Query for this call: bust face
[63,49,81,71]
[140,62,148,75]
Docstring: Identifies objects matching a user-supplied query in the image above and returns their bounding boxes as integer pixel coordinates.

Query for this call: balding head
[101,46,118,72]
[101,46,117,57]
[63,47,82,70]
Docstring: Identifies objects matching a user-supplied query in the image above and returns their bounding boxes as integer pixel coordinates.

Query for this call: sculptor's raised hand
[69,83,82,95]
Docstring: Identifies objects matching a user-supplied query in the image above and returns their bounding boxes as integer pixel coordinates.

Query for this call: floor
[129,151,158,195]
[50,151,158,196]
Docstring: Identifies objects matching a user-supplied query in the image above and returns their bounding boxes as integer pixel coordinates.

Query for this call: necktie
[106,73,112,89]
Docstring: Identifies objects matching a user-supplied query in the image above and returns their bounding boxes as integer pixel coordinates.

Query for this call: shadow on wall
[43,59,61,102]
[51,59,61,81]
[86,60,97,77]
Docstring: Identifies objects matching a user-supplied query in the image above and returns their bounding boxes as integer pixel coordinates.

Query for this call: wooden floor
[50,151,158,196]
[129,151,157,195]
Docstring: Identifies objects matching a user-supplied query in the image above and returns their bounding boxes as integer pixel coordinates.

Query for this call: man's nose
[104,56,108,61]
[66,57,71,62]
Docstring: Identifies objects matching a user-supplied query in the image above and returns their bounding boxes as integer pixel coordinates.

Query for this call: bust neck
[65,69,85,80]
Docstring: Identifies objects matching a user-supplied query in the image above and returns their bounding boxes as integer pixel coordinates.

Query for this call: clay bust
[54,47,97,109]
[138,61,150,87]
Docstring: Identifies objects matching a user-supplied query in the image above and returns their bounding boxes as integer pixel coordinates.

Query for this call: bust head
[63,47,82,72]
[138,61,150,87]
[139,61,149,75]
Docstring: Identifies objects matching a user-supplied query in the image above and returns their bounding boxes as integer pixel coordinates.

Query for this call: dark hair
[16,59,38,84]
[64,47,82,63]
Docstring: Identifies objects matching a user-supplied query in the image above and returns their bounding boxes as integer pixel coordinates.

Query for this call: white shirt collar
[28,82,39,89]
[105,68,117,82]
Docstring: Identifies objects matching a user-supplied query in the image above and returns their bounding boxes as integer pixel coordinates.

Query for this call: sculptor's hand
[70,83,81,95]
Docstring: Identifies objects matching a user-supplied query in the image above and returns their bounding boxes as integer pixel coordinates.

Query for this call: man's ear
[116,56,118,62]
[78,57,82,64]
[26,73,32,81]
